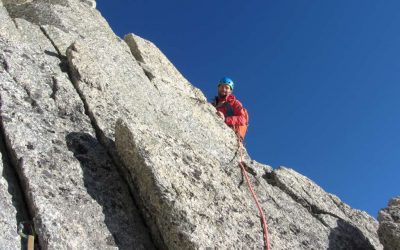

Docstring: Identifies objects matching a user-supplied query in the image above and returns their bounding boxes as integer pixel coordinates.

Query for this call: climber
[212,77,249,140]
[213,78,270,249]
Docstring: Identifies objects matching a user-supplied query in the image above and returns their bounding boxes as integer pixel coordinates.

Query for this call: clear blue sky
[97,1,399,217]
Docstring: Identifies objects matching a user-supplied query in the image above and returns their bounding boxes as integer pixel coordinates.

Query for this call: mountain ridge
[0,1,392,249]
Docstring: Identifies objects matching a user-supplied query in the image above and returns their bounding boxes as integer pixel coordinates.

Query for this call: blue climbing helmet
[218,77,234,90]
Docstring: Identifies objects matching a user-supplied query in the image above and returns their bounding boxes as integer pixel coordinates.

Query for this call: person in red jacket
[212,77,248,139]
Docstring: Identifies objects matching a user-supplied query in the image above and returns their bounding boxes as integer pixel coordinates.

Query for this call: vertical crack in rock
[65,44,113,158]
[122,35,166,93]
[42,24,128,206]
[123,35,144,63]
[37,11,156,247]
[0,106,33,249]
[39,31,157,246]
[64,42,160,249]
[36,37,107,150]
[39,26,62,56]
[142,65,156,82]
[0,58,44,249]
[38,28,103,142]
[0,16,156,247]
[135,61,158,90]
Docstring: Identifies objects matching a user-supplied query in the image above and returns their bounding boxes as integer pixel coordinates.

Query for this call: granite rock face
[0,134,29,249]
[115,120,381,249]
[266,167,383,249]
[0,1,153,249]
[124,33,205,102]
[378,197,400,250]
[0,0,385,249]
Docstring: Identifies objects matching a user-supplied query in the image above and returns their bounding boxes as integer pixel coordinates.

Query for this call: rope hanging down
[237,139,271,250]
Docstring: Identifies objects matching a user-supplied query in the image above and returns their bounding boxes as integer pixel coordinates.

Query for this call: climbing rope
[237,138,271,250]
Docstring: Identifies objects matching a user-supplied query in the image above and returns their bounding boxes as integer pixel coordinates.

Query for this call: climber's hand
[216,111,225,120]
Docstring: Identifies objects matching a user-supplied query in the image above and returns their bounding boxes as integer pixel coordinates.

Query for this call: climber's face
[218,84,232,97]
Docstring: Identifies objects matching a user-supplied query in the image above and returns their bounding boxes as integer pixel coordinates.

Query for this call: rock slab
[0,136,29,249]
[0,1,154,249]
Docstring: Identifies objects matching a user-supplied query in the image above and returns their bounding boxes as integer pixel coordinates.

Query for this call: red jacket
[213,94,247,126]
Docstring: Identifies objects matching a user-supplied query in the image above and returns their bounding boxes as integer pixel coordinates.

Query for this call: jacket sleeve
[225,100,247,126]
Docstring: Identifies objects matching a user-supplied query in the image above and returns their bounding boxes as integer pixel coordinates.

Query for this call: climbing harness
[237,138,271,250]
[18,221,35,250]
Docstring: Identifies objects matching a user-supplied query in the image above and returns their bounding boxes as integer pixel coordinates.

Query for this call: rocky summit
[378,197,400,250]
[0,0,390,249]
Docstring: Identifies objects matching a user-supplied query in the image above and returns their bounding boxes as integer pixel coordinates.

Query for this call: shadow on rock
[44,50,69,72]
[66,132,153,249]
[328,218,375,250]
